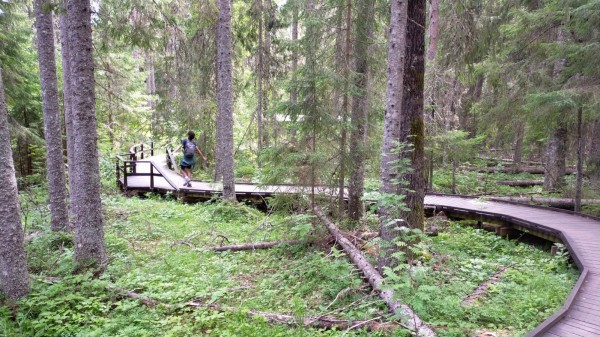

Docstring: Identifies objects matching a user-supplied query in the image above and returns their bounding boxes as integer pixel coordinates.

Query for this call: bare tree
[35,0,69,232]
[216,0,236,200]
[0,68,30,300]
[67,0,106,268]
[347,0,375,221]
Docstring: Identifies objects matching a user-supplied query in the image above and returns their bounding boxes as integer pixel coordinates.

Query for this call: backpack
[183,140,195,159]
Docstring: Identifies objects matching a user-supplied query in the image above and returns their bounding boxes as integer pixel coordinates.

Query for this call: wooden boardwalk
[117,152,600,337]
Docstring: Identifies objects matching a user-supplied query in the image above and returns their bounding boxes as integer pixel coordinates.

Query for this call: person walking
[173,130,207,187]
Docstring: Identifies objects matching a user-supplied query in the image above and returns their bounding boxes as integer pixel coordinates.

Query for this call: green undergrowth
[1,195,577,337]
[381,222,578,337]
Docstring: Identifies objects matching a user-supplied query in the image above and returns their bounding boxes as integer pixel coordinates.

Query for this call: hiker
[173,130,207,187]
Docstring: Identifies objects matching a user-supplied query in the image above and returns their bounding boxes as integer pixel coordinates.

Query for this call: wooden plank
[548,324,593,337]
[562,317,600,334]
[566,310,600,325]
[570,305,600,316]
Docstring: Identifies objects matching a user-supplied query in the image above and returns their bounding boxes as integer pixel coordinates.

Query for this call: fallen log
[186,300,397,332]
[461,263,516,306]
[496,180,544,187]
[314,206,437,337]
[490,196,600,210]
[108,286,166,307]
[203,240,304,252]
[463,166,576,175]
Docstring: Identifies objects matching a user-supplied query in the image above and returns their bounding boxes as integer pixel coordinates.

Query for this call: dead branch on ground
[313,206,438,337]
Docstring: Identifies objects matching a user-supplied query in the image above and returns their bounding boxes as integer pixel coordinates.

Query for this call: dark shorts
[180,163,193,170]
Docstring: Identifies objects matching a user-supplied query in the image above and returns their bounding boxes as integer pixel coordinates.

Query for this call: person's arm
[173,144,182,153]
[196,146,207,161]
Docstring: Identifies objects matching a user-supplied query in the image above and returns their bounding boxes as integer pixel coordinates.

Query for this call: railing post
[150,141,154,156]
[124,162,128,188]
[150,164,154,190]
[141,144,144,159]
[116,160,120,188]
[129,152,136,174]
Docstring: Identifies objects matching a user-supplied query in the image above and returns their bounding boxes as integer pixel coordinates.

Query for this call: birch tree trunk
[347,0,375,221]
[379,0,409,269]
[35,0,69,232]
[0,68,30,300]
[398,0,426,232]
[216,0,236,200]
[67,0,107,268]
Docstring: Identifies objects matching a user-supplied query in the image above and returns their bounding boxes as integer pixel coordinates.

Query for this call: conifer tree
[216,0,236,200]
[0,68,30,300]
[34,0,69,232]
[67,0,106,268]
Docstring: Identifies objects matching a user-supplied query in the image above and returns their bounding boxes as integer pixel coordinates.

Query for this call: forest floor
[0,193,578,337]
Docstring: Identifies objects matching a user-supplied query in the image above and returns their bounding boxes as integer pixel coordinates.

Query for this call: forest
[0,0,599,336]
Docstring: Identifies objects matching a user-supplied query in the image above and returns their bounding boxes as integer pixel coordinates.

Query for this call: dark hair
[187,130,195,140]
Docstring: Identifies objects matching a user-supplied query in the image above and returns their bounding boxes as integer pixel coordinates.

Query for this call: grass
[0,194,578,337]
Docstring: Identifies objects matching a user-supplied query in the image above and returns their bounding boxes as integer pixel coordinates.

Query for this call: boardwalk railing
[116,142,179,192]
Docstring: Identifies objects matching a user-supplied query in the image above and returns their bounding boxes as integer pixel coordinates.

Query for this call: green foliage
[380,223,577,337]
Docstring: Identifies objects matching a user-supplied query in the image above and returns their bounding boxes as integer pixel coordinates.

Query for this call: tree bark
[216,0,236,200]
[338,0,352,219]
[347,0,375,221]
[257,0,264,165]
[0,68,30,300]
[398,0,426,231]
[513,121,524,171]
[426,0,439,62]
[314,207,437,337]
[588,117,600,184]
[59,5,75,225]
[575,106,583,212]
[379,0,409,268]
[35,0,69,232]
[67,0,106,268]
[543,126,567,191]
[544,25,568,191]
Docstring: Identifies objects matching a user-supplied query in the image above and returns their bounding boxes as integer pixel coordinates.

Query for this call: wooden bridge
[116,143,600,337]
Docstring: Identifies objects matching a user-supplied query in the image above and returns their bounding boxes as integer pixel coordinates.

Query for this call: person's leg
[184,168,192,186]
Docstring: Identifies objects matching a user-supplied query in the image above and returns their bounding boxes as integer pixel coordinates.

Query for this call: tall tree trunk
[347,0,375,221]
[257,0,264,167]
[263,0,272,146]
[398,0,426,231]
[544,26,567,191]
[23,109,33,176]
[426,0,439,62]
[35,0,69,232]
[67,0,106,268]
[379,0,409,270]
[338,0,352,219]
[289,5,298,140]
[575,106,583,212]
[216,0,236,200]
[588,117,600,184]
[59,5,75,223]
[513,121,524,171]
[0,68,30,300]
